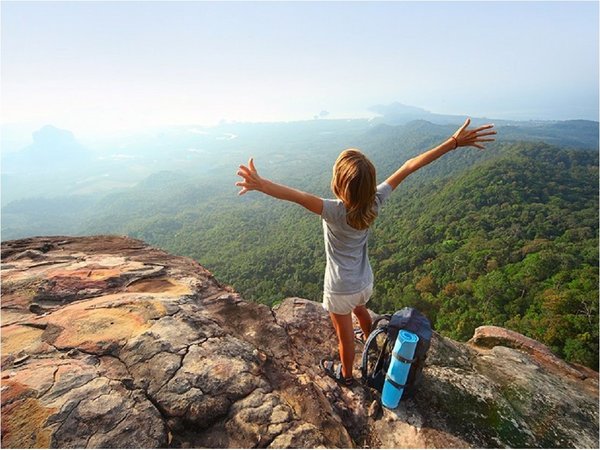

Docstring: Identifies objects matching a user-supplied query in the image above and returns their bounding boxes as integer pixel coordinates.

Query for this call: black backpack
[360,307,432,399]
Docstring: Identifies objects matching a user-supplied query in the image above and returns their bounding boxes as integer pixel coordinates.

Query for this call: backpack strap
[385,374,407,390]
[372,314,392,329]
[392,351,416,364]
[360,326,388,382]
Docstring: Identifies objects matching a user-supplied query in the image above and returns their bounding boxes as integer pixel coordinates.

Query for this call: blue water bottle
[381,330,419,409]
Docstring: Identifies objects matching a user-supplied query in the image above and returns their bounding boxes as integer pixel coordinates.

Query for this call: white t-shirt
[320,182,393,295]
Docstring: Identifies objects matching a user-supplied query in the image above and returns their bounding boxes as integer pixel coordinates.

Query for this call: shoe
[320,358,355,387]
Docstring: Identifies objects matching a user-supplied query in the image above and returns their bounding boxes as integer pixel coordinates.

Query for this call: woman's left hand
[236,158,264,195]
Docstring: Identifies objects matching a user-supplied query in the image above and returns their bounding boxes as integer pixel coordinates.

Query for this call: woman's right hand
[452,118,496,150]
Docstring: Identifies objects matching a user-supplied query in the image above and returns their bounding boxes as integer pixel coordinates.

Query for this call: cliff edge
[1,236,598,448]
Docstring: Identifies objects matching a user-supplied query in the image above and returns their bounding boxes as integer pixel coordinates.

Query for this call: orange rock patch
[40,294,169,353]
[50,306,150,352]
[0,379,36,406]
[1,324,45,356]
[1,309,35,326]
[46,267,123,281]
[2,360,63,396]
[125,277,192,295]
[1,397,57,448]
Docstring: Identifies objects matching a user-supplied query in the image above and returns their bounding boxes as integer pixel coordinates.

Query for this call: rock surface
[1,235,598,448]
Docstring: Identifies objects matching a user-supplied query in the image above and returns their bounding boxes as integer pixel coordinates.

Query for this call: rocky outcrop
[1,235,598,448]
[469,325,600,383]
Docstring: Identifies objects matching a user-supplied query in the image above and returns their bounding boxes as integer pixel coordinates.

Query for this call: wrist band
[450,136,458,149]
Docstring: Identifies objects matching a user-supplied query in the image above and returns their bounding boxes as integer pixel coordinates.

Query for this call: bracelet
[450,136,458,149]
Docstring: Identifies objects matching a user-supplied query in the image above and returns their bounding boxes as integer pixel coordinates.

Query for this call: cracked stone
[128,351,182,397]
[1,236,597,450]
[267,422,327,448]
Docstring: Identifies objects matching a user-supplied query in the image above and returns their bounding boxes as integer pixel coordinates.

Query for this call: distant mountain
[368,101,599,130]
[1,125,92,174]
[368,101,483,126]
[497,120,600,149]
[363,116,599,152]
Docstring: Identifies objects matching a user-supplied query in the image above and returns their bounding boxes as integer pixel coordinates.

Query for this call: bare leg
[329,312,354,379]
[353,304,372,340]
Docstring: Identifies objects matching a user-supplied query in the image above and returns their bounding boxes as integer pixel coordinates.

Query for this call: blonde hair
[331,149,377,230]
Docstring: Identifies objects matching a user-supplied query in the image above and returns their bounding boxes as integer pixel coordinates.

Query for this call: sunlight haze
[1,0,599,138]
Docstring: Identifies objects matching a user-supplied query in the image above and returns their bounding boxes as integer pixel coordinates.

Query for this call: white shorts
[322,283,373,315]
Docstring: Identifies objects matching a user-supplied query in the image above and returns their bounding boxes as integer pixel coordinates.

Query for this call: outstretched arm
[385,118,496,190]
[236,158,323,215]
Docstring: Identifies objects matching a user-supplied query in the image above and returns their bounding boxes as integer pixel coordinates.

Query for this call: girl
[236,118,495,386]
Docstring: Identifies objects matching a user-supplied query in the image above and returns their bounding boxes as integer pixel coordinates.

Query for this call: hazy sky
[2,0,598,136]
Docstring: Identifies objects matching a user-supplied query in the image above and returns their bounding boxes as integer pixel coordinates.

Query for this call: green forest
[2,120,598,369]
